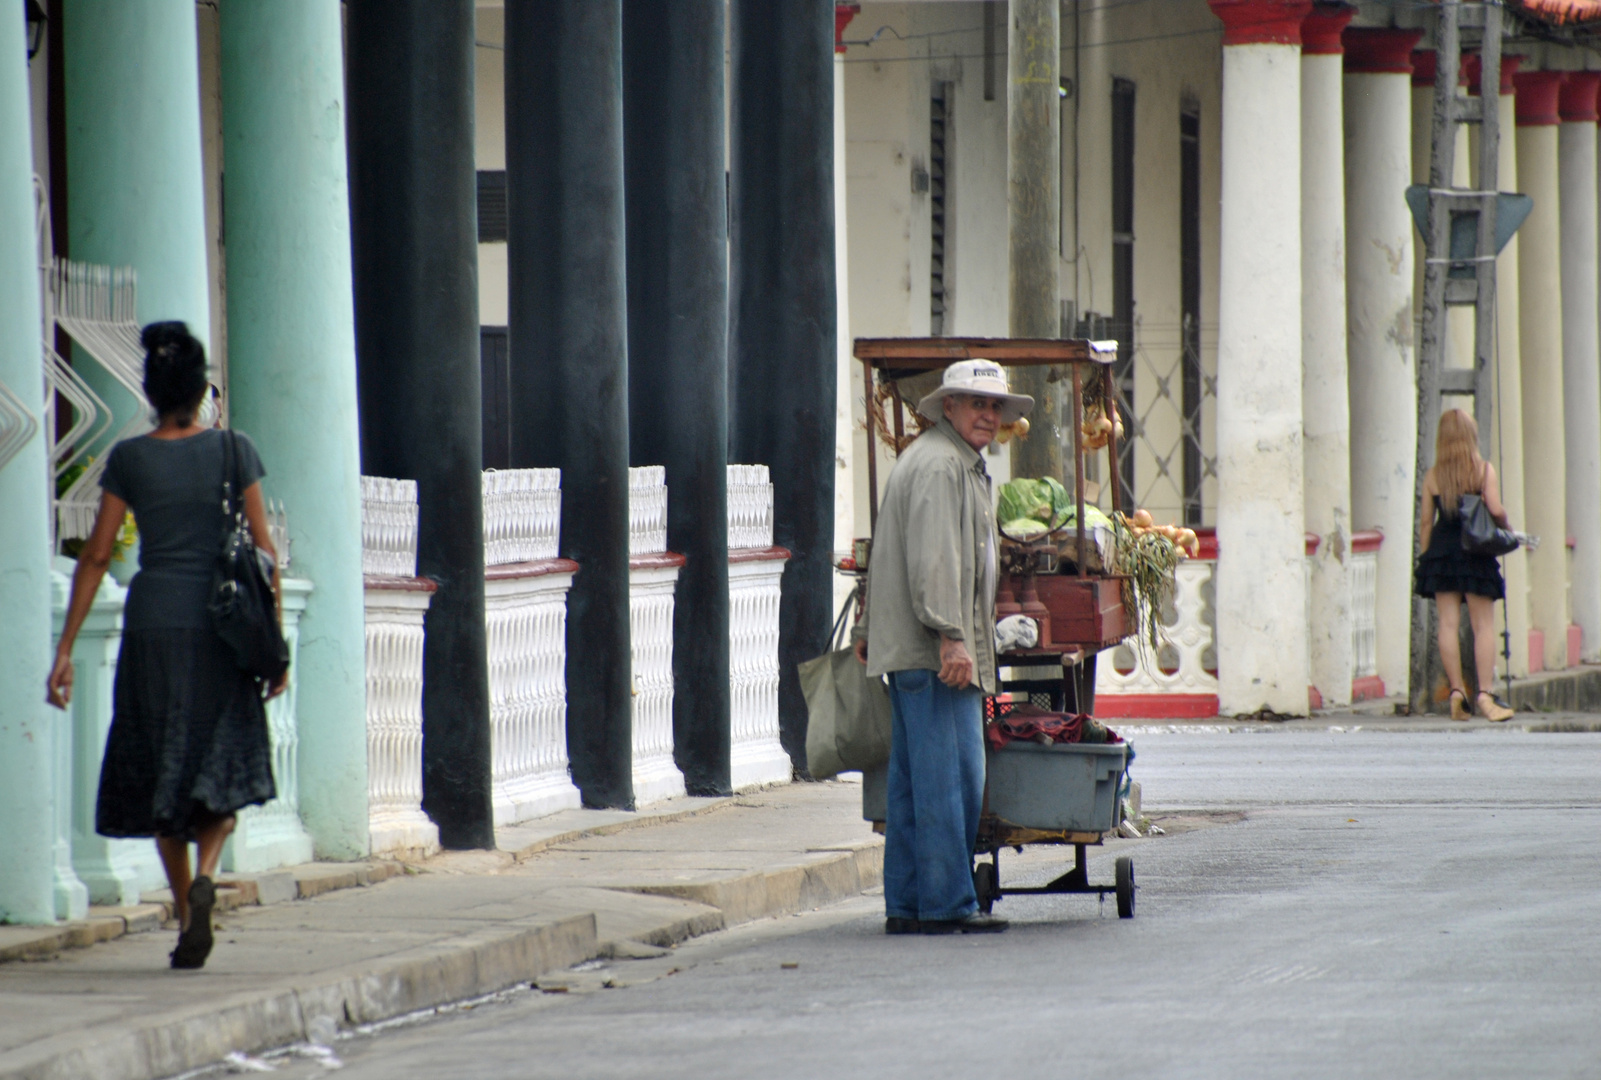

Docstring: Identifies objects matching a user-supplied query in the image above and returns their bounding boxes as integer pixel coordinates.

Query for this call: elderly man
[854,359,1032,935]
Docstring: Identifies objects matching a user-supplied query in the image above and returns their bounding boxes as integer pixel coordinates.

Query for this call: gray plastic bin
[862,741,1128,833]
[985,741,1128,832]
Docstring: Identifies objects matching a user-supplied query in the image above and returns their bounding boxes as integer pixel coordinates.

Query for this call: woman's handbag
[208,430,290,682]
[801,586,893,781]
[1459,493,1520,557]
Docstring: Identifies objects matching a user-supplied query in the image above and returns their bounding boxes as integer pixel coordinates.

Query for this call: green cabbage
[1001,517,1049,542]
[998,477,1075,534]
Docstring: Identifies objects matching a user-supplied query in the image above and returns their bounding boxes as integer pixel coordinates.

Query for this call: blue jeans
[884,668,985,922]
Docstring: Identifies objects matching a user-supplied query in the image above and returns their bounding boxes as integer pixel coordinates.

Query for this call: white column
[1344,28,1421,701]
[1300,7,1355,707]
[1559,75,1601,662]
[1514,71,1569,673]
[1471,60,1532,679]
[1209,0,1310,715]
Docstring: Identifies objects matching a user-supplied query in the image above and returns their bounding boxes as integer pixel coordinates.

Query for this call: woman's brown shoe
[1476,692,1514,723]
[1449,689,1471,721]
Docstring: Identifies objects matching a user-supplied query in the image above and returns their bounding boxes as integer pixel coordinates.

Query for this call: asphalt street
[204,729,1601,1080]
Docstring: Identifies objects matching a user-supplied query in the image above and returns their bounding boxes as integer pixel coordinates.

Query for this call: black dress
[94,430,277,840]
[1415,495,1506,600]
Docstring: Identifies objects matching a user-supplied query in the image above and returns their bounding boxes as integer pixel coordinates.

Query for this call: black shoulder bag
[1459,493,1519,557]
[208,430,290,682]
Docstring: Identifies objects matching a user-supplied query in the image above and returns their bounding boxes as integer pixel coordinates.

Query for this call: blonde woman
[1415,409,1515,722]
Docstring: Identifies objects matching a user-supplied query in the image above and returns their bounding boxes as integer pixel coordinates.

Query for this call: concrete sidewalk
[0,782,882,1080]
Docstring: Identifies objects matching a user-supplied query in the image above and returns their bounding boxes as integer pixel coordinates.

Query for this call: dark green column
[624,0,731,796]
[506,0,634,809]
[730,0,837,772]
[346,0,493,847]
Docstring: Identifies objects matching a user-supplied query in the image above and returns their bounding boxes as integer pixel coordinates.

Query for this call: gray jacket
[855,418,998,695]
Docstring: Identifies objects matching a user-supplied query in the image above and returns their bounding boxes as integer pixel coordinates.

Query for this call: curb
[618,840,884,928]
[0,915,597,1080]
[4,835,884,1080]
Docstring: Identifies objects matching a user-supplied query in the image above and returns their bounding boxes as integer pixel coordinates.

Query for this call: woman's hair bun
[140,321,208,420]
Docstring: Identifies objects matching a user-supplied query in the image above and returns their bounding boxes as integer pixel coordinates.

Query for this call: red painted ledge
[631,551,687,571]
[729,545,792,564]
[1559,71,1601,122]
[1096,693,1221,719]
[363,574,439,593]
[1351,529,1383,554]
[485,558,580,581]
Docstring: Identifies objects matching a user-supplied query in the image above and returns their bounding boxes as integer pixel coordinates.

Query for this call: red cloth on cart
[984,703,1121,751]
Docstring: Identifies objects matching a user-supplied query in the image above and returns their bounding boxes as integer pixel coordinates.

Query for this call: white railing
[1350,531,1382,694]
[629,556,685,804]
[361,476,418,577]
[483,468,561,565]
[728,550,792,789]
[1094,557,1220,715]
[364,581,439,856]
[629,465,668,556]
[487,562,581,824]
[727,464,775,549]
[230,578,318,870]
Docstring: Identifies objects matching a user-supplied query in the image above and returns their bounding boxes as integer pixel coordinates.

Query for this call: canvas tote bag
[801,589,893,780]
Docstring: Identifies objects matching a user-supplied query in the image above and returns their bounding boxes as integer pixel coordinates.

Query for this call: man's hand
[265,669,290,701]
[854,638,868,665]
[938,636,974,688]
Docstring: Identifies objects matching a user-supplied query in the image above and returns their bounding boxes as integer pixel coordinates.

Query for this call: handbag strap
[219,429,247,528]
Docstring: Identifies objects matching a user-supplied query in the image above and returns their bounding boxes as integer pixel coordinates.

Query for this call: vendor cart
[851,336,1139,919]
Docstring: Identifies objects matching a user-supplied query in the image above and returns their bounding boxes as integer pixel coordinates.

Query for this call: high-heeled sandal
[1476,691,1514,723]
[170,876,216,970]
[1449,688,1470,721]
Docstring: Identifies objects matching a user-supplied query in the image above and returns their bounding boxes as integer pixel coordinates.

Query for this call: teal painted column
[0,4,57,925]
[64,0,211,442]
[221,0,369,858]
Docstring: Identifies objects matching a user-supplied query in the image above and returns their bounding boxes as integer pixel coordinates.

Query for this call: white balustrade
[1095,557,1220,716]
[629,465,669,555]
[728,549,792,789]
[1350,531,1383,697]
[630,556,685,804]
[229,578,318,870]
[727,464,774,549]
[483,468,562,566]
[488,562,582,824]
[361,476,419,577]
[50,563,163,907]
[364,580,440,856]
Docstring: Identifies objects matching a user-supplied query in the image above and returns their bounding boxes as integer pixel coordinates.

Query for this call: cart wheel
[1115,856,1135,919]
[973,861,999,914]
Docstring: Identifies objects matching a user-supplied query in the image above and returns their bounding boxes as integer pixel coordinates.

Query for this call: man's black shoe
[885,917,922,935]
[921,913,1009,935]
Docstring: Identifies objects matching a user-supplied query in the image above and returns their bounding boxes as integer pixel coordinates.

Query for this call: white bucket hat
[915,359,1035,425]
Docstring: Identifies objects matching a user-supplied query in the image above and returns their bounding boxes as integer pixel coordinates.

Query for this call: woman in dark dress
[1415,408,1515,722]
[47,322,286,969]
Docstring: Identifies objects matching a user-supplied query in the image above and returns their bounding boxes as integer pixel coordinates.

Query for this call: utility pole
[1409,0,1525,712]
[1007,0,1063,482]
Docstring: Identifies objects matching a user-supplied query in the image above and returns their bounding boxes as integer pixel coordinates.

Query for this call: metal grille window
[1110,78,1136,510]
[1180,100,1205,526]
[930,83,950,336]
[477,170,507,243]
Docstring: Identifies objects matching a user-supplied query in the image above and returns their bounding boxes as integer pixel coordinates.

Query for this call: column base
[1530,629,1546,674]
[368,808,441,859]
[730,740,792,791]
[1351,675,1387,702]
[1568,624,1582,669]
